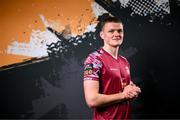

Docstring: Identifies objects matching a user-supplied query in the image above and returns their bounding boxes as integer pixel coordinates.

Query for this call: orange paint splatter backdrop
[0,0,96,67]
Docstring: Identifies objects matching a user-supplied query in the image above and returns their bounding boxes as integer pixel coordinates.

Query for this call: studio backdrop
[0,0,180,119]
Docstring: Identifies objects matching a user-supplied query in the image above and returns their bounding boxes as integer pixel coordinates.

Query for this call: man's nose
[114,31,120,36]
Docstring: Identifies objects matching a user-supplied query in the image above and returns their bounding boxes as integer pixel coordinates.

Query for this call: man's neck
[103,45,119,59]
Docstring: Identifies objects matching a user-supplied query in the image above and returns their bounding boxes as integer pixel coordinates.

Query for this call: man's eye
[117,29,123,33]
[108,30,114,33]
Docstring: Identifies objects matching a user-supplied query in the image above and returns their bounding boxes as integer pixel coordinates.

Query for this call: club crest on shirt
[84,63,93,76]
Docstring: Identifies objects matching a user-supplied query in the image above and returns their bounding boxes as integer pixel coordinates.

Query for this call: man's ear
[100,31,104,39]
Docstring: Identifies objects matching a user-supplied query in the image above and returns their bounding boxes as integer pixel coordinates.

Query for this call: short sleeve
[83,54,102,81]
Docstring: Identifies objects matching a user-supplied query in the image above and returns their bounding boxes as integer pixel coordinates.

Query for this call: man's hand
[122,83,141,100]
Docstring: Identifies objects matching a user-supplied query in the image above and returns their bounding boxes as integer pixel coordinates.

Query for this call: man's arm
[84,80,140,108]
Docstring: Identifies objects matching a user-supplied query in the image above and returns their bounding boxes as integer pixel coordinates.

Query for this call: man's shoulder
[118,55,127,60]
[118,55,129,63]
[87,49,104,59]
[84,49,104,64]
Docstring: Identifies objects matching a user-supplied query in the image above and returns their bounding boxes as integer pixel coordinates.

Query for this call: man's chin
[115,43,122,47]
[112,44,121,47]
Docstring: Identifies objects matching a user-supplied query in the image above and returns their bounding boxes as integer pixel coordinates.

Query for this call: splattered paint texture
[0,0,96,67]
[0,0,170,67]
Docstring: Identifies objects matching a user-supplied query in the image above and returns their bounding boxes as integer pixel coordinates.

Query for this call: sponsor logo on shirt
[110,68,118,71]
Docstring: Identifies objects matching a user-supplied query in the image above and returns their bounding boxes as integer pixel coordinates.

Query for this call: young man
[83,16,141,120]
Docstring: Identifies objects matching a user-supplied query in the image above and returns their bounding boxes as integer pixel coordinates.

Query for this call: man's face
[100,22,124,47]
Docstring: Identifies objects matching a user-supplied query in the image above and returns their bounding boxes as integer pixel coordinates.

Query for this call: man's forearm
[86,92,126,108]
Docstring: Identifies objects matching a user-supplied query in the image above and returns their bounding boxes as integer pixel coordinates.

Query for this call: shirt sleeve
[83,54,102,81]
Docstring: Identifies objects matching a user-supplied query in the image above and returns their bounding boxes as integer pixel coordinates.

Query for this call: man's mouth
[113,38,121,40]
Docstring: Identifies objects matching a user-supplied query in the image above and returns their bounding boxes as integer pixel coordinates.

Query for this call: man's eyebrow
[108,28,122,31]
